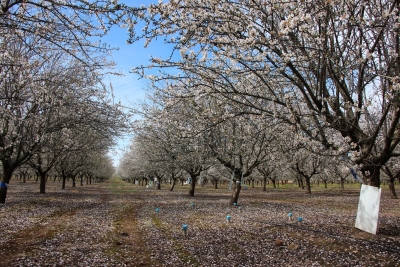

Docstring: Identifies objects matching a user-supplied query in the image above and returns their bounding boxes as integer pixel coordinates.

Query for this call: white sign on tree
[355,184,381,235]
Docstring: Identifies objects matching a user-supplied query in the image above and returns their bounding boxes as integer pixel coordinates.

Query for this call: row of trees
[119,101,400,203]
[2,150,115,189]
[0,1,139,203]
[118,0,400,203]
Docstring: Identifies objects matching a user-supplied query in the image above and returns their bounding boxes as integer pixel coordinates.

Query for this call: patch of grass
[106,177,137,195]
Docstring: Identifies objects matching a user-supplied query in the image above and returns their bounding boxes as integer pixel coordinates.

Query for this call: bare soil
[1,179,399,266]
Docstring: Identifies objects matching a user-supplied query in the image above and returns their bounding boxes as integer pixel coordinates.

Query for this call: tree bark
[262,177,267,191]
[305,177,311,193]
[157,180,161,190]
[189,176,197,196]
[0,170,13,204]
[361,164,381,187]
[40,172,46,194]
[230,181,242,205]
[62,176,66,189]
[271,178,276,189]
[170,179,176,191]
[388,176,398,199]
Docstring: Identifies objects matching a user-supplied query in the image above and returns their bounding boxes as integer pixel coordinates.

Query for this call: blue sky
[103,0,171,168]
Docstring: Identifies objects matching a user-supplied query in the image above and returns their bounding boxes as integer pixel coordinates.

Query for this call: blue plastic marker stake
[288,212,293,221]
[233,202,237,207]
[155,208,160,213]
[226,215,231,222]
[297,217,303,225]
[191,203,195,209]
[182,224,188,239]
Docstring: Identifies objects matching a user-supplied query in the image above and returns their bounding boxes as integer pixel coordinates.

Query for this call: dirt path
[0,179,157,267]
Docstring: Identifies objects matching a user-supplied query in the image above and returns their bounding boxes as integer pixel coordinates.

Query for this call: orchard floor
[0,179,400,267]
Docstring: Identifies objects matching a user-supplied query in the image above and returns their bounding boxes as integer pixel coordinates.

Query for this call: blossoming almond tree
[145,79,288,202]
[132,0,400,188]
[132,96,213,196]
[0,0,138,65]
[0,34,125,203]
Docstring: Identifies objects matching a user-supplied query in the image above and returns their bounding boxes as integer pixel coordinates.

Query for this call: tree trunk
[340,179,345,191]
[170,179,176,191]
[189,176,197,196]
[157,180,161,190]
[230,181,242,205]
[62,174,67,190]
[305,177,311,194]
[262,177,267,191]
[40,172,46,194]
[0,170,13,204]
[214,180,218,189]
[362,164,381,187]
[0,183,8,204]
[271,178,276,189]
[389,176,398,199]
